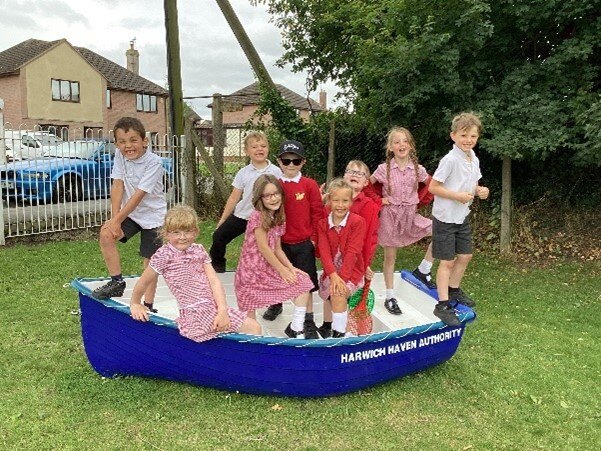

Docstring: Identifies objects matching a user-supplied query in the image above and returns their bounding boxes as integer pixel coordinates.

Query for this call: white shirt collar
[451,144,474,160]
[280,172,302,183]
[251,160,273,172]
[328,211,350,228]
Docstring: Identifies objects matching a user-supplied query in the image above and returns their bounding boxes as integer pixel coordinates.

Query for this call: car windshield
[34,134,63,146]
[46,141,101,159]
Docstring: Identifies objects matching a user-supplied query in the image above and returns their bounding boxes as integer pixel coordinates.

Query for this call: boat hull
[78,288,473,397]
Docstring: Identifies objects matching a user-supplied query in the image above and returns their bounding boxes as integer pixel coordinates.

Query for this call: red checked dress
[150,243,247,342]
[235,210,314,311]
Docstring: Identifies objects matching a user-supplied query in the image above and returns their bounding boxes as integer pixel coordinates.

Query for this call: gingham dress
[373,161,432,247]
[235,210,314,311]
[318,250,362,301]
[150,243,247,342]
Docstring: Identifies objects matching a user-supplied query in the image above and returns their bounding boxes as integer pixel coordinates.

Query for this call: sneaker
[450,288,476,307]
[304,319,319,339]
[433,303,461,326]
[262,303,283,321]
[384,298,403,315]
[332,330,345,338]
[412,268,437,290]
[284,323,305,339]
[318,322,332,338]
[92,279,126,299]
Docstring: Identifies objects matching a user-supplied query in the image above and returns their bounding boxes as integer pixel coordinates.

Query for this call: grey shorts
[119,217,162,259]
[431,217,473,261]
[282,240,319,292]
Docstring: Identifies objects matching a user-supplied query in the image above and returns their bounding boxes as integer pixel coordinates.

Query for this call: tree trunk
[500,155,512,254]
[327,120,336,184]
[183,121,197,210]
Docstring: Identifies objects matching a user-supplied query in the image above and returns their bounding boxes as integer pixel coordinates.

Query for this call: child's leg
[246,310,256,320]
[436,259,454,302]
[330,294,348,336]
[237,316,262,335]
[290,292,310,332]
[99,227,122,276]
[448,253,472,288]
[209,215,247,272]
[383,246,398,291]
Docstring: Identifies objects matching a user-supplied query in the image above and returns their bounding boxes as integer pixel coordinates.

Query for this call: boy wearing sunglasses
[262,140,322,339]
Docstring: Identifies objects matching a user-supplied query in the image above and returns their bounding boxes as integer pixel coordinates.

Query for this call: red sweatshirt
[317,212,366,285]
[280,176,323,244]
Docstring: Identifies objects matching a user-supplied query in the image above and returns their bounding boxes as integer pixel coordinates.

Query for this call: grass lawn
[1,223,599,450]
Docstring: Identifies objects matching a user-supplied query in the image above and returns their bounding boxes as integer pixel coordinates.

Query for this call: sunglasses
[280,158,303,166]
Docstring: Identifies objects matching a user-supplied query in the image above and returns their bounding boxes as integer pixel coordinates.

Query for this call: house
[0,38,168,140]
[210,82,327,126]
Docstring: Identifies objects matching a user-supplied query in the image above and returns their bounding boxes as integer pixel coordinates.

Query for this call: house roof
[210,82,324,112]
[0,38,167,96]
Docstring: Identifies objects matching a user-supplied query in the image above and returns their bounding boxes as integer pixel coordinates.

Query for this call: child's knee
[438,259,454,271]
[456,254,472,265]
[99,228,117,245]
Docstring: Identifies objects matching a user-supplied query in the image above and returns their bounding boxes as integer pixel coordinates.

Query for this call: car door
[96,142,115,196]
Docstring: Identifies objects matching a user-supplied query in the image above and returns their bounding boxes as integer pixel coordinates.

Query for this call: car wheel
[53,175,82,203]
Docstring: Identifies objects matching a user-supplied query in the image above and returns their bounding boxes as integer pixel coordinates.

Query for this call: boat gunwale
[71,277,476,348]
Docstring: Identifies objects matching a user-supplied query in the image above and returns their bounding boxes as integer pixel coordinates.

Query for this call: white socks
[291,306,306,332]
[386,289,394,300]
[332,311,348,335]
[418,259,433,275]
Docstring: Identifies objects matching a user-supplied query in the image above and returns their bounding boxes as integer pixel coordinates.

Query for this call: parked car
[2,130,63,161]
[0,140,174,204]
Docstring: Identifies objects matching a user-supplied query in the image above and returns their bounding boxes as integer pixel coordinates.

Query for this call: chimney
[319,90,327,110]
[126,39,139,74]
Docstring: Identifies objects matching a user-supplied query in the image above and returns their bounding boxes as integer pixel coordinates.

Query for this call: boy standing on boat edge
[209,131,282,273]
[261,140,323,339]
[92,117,166,310]
[429,112,490,326]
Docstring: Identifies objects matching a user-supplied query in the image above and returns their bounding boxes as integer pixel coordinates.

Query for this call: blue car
[0,140,173,204]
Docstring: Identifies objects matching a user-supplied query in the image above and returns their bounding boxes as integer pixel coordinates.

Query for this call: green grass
[1,225,599,450]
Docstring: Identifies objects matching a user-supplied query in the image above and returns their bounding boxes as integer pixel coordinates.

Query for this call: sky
[0,0,340,119]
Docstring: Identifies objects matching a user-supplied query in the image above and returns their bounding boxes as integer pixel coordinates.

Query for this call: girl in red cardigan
[317,178,366,338]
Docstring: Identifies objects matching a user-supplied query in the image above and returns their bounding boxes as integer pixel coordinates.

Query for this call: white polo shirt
[111,149,167,229]
[232,161,283,220]
[432,144,482,224]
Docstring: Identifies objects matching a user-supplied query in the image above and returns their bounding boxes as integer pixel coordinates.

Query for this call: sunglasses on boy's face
[280,158,303,166]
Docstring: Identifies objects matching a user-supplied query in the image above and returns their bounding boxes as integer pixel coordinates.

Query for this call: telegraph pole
[164,0,184,138]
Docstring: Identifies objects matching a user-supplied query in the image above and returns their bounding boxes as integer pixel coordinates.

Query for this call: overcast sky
[0,0,340,118]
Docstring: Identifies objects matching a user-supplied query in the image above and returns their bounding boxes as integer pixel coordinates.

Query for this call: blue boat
[71,270,475,397]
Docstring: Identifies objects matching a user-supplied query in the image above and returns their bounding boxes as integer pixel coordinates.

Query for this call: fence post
[500,156,512,254]
[183,120,197,209]
[0,98,5,245]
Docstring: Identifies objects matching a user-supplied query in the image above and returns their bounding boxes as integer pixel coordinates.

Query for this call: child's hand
[456,192,475,204]
[476,186,489,200]
[330,273,349,297]
[381,198,391,206]
[279,267,297,284]
[213,310,231,332]
[130,303,149,322]
[365,266,374,281]
[102,219,124,239]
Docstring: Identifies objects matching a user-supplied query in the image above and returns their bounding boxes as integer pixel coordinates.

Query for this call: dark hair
[113,117,146,139]
[252,174,286,230]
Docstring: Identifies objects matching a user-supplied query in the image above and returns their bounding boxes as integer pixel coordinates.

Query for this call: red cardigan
[281,176,323,244]
[317,212,366,285]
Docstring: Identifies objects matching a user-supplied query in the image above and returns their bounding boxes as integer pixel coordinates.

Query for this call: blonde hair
[384,127,420,195]
[346,159,371,178]
[252,174,286,230]
[161,205,199,240]
[451,112,482,133]
[243,131,268,149]
[326,178,353,197]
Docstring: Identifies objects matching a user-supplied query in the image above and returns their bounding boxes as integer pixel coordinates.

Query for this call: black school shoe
[262,303,283,321]
[304,319,319,339]
[92,279,126,299]
[433,303,461,326]
[384,298,403,315]
[284,323,305,339]
[450,288,476,307]
[412,268,437,290]
[318,322,332,338]
[332,330,345,338]
[143,302,158,313]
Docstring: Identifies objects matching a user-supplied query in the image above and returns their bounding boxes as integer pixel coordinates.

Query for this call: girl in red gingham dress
[235,174,314,339]
[370,127,435,316]
[130,205,261,342]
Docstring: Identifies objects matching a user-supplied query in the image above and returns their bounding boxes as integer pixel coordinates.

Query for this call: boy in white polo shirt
[428,112,490,326]
[209,131,282,272]
[92,117,167,309]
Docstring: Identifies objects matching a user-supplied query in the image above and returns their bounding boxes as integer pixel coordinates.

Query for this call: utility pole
[215,0,276,90]
[164,0,184,138]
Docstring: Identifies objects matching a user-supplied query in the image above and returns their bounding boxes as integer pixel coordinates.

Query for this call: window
[106,89,111,108]
[136,93,157,112]
[51,79,80,102]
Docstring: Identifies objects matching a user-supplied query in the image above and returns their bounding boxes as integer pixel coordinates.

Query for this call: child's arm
[217,188,243,227]
[338,217,366,282]
[204,262,231,332]
[130,265,160,322]
[429,179,474,204]
[255,227,296,283]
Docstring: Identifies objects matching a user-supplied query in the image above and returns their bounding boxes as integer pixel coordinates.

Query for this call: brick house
[211,82,327,126]
[0,38,168,140]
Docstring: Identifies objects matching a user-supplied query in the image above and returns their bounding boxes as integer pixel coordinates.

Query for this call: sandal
[384,298,402,315]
